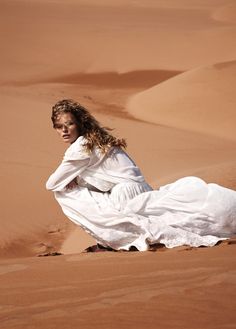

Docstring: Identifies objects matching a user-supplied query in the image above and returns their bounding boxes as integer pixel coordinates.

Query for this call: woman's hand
[66,178,78,190]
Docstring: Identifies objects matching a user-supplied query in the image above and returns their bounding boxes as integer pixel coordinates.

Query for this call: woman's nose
[62,125,68,132]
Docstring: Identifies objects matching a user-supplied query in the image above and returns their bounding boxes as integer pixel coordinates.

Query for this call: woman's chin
[62,137,72,143]
[63,137,78,144]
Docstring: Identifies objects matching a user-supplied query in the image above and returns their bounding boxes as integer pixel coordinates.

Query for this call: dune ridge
[127,60,236,141]
[5,70,181,89]
[212,3,236,23]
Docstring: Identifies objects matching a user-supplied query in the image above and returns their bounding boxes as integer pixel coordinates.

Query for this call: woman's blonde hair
[51,99,127,153]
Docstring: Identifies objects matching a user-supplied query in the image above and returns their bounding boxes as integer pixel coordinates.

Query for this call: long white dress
[46,136,236,251]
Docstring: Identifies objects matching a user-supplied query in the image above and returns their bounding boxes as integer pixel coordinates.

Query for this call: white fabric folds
[46,137,236,251]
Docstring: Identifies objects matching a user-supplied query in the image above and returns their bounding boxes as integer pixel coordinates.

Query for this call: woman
[46,99,236,251]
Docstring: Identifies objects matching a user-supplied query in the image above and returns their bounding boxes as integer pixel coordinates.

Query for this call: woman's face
[54,112,80,144]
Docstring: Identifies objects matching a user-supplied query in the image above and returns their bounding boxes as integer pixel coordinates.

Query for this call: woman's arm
[46,157,90,192]
[46,136,91,192]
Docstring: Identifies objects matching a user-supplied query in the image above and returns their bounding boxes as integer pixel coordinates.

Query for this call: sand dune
[1,243,236,329]
[1,0,236,84]
[0,0,236,327]
[212,3,236,23]
[127,60,236,141]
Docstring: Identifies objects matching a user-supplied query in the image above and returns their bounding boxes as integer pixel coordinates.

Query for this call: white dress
[46,136,236,251]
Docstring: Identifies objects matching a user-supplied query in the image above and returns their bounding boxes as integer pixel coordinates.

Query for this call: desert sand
[0,0,236,328]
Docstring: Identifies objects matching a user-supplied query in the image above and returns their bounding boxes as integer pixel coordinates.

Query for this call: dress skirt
[54,176,236,251]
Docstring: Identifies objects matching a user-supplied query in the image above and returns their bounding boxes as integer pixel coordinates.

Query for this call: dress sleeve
[46,137,90,192]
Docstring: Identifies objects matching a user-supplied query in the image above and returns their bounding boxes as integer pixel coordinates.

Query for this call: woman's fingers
[66,180,78,190]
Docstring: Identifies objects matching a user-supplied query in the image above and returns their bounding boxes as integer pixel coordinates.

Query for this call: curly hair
[51,99,127,154]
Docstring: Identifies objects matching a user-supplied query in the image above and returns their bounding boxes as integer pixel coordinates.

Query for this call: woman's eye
[54,124,63,129]
[67,122,75,127]
[54,122,75,129]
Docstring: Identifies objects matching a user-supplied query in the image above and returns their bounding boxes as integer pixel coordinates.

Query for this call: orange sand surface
[1,242,236,329]
[0,0,236,328]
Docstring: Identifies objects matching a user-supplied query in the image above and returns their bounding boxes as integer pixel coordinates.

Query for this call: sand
[1,242,236,329]
[0,0,236,328]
